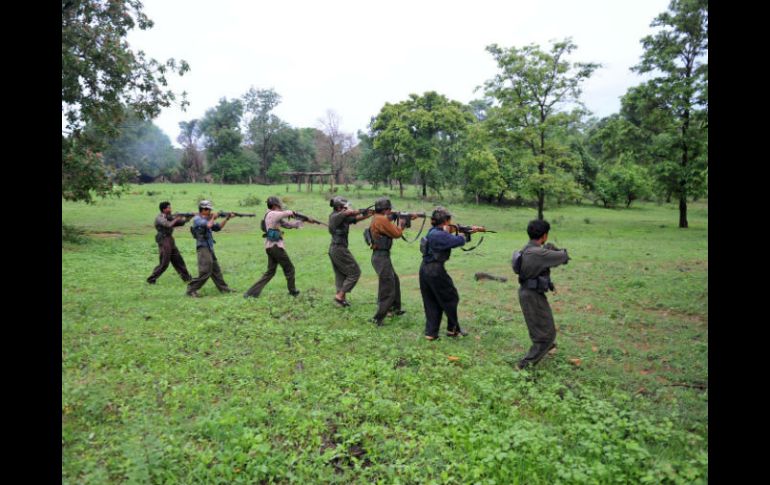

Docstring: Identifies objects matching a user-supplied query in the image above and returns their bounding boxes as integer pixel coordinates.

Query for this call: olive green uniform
[328,210,361,294]
[516,241,569,367]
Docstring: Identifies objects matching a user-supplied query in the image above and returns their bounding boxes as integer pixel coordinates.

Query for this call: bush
[146,190,160,196]
[238,194,262,207]
[62,224,88,245]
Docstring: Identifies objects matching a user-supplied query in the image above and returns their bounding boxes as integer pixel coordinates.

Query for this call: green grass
[62,183,707,484]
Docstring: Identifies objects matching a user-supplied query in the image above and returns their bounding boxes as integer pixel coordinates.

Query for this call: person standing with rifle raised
[243,196,303,299]
[146,201,193,285]
[511,219,569,370]
[419,207,483,340]
[185,200,236,297]
[328,196,373,307]
[366,197,417,326]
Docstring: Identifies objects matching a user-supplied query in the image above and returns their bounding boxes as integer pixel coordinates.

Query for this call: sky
[127,0,671,147]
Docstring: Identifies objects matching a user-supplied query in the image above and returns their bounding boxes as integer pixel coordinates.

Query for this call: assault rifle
[352,205,375,217]
[171,212,196,218]
[291,211,328,226]
[387,211,426,229]
[447,224,496,251]
[215,211,256,218]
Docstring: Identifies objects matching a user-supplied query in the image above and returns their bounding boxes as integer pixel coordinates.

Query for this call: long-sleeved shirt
[517,240,569,281]
[263,210,303,249]
[328,211,359,247]
[192,215,222,251]
[422,227,466,263]
[369,214,403,249]
[154,213,186,238]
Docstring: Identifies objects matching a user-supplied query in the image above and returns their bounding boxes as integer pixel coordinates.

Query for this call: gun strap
[399,215,427,244]
[460,235,485,251]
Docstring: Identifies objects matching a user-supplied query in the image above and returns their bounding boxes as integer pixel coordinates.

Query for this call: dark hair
[159,201,171,212]
[527,219,551,240]
[430,207,451,226]
[267,196,281,209]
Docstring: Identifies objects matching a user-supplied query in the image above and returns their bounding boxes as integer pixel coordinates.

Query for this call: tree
[243,88,288,181]
[198,98,245,182]
[593,162,653,208]
[318,110,357,185]
[483,39,599,219]
[177,120,206,182]
[369,92,473,198]
[62,0,189,202]
[100,110,178,178]
[629,0,708,227]
[369,102,416,197]
[459,127,506,203]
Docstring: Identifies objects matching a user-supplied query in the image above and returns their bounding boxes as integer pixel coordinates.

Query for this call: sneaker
[289,290,300,297]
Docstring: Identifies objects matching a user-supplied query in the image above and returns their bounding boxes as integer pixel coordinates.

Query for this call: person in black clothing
[419,207,482,340]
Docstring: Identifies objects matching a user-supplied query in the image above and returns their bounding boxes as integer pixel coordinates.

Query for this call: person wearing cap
[367,197,417,326]
[419,207,482,340]
[328,196,372,307]
[185,200,236,297]
[146,201,193,285]
[243,196,303,299]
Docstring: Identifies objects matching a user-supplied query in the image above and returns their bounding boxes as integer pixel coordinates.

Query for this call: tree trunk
[537,189,545,220]
[399,180,403,198]
[679,196,688,228]
[422,177,427,198]
[475,193,479,204]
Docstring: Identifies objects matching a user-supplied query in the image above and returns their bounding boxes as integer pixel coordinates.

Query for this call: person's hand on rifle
[471,225,484,233]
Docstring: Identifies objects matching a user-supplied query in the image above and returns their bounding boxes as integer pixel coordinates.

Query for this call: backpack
[363,227,374,248]
[512,250,523,274]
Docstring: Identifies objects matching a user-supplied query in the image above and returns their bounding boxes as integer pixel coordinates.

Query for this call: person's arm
[430,228,467,251]
[210,213,231,230]
[275,210,303,229]
[375,216,403,239]
[157,215,177,228]
[532,246,570,268]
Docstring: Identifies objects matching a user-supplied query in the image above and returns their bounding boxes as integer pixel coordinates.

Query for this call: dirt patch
[89,231,123,238]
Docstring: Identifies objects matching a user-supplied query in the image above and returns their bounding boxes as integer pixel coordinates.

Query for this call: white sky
[127,0,670,147]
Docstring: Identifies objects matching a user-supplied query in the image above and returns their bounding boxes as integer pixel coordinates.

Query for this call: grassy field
[62,183,708,484]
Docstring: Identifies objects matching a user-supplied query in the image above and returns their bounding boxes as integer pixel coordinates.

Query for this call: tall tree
[483,39,599,219]
[99,110,178,178]
[177,120,205,182]
[318,110,355,184]
[369,102,416,197]
[62,0,188,202]
[198,98,246,182]
[243,88,287,181]
[630,0,708,228]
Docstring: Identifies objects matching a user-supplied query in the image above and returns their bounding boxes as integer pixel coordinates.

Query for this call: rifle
[353,205,375,217]
[447,224,497,251]
[171,212,196,218]
[387,211,426,229]
[215,211,256,218]
[388,211,428,243]
[291,211,328,226]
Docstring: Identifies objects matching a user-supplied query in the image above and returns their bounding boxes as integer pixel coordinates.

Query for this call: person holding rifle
[419,207,483,340]
[244,196,303,299]
[511,219,569,370]
[147,201,193,285]
[367,197,418,326]
[328,196,373,307]
[185,200,236,297]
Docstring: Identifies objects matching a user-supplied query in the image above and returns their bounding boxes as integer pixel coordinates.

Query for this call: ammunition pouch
[520,274,554,294]
[190,225,207,241]
[266,228,282,242]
